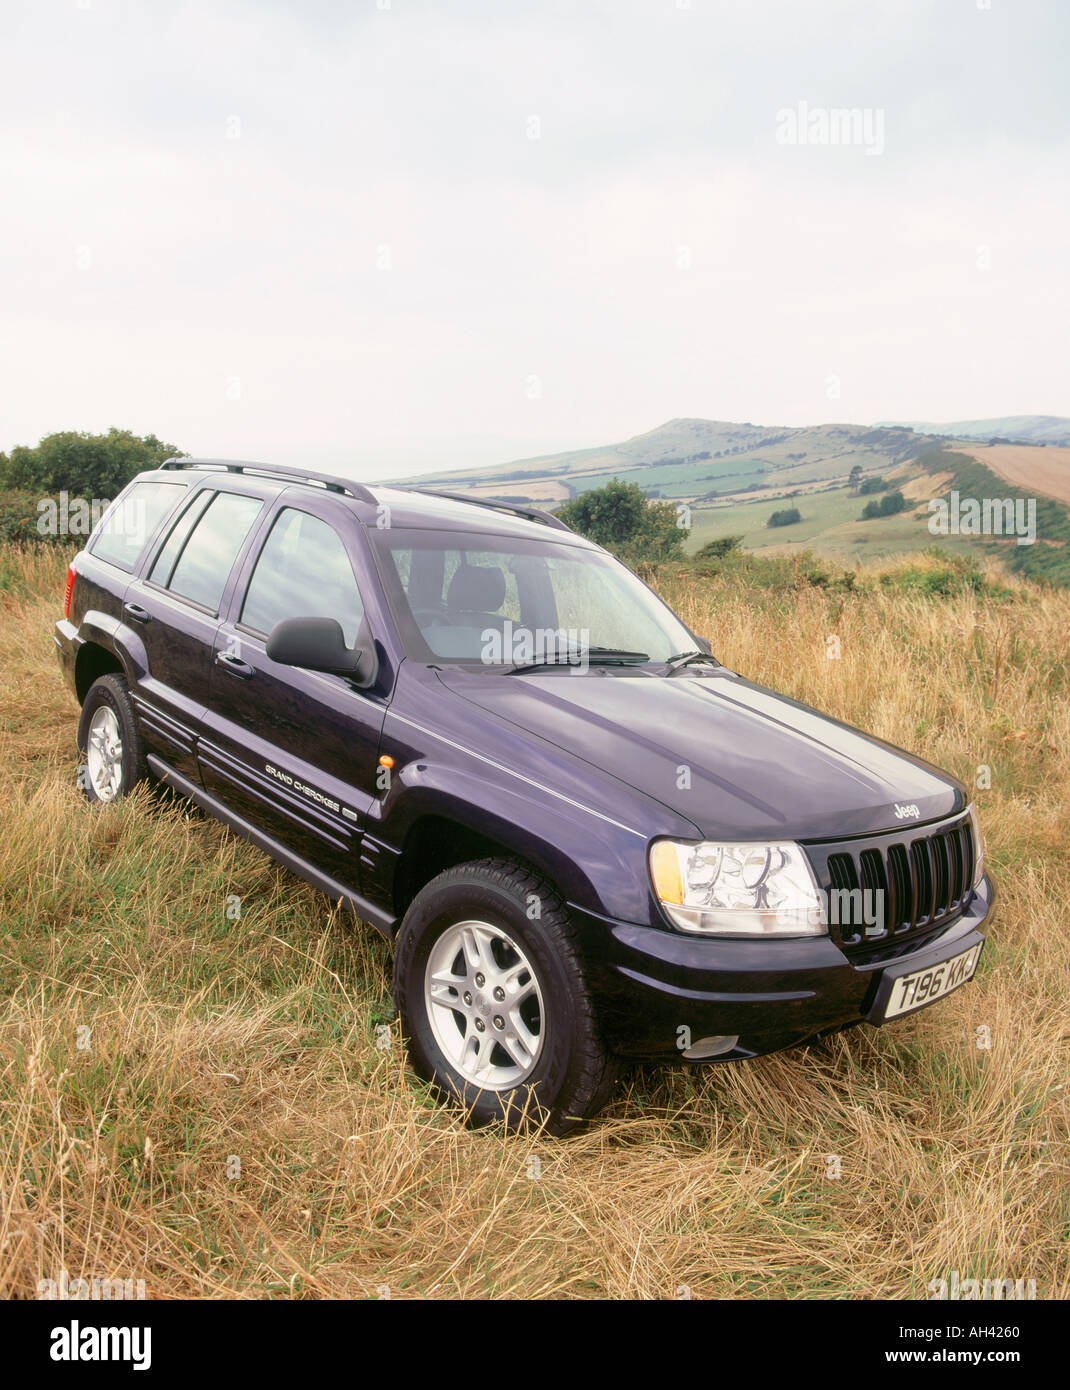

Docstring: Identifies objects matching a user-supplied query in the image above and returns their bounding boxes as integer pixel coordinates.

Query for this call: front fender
[371,757,660,925]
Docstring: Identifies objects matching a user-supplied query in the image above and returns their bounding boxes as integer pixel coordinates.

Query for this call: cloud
[0,0,1066,472]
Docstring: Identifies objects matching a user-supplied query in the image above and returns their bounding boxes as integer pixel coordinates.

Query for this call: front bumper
[572,875,994,1061]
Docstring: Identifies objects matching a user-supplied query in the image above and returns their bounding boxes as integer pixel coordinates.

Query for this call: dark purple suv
[54,459,993,1131]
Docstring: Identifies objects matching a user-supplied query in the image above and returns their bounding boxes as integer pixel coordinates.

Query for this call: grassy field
[685,480,966,560]
[1,543,1067,1299]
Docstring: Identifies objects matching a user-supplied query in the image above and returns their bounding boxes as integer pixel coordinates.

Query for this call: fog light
[682,1034,739,1060]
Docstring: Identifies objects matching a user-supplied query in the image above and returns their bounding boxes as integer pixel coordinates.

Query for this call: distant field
[570,456,770,499]
[955,444,1070,507]
[467,448,916,508]
[684,480,974,562]
[393,418,938,506]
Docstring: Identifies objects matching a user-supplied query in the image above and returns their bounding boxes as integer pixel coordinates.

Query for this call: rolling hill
[387,416,1070,585]
[387,418,943,506]
[879,415,1070,446]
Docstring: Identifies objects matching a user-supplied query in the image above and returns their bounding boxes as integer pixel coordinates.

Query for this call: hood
[435,666,966,841]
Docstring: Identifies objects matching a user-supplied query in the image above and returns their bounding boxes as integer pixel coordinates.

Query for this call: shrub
[557,478,687,568]
[692,536,744,561]
[861,490,906,520]
[0,491,68,546]
[878,548,1013,600]
[0,429,184,497]
[767,507,801,528]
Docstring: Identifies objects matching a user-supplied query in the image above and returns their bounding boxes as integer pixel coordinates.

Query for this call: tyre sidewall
[395,871,582,1128]
[77,675,142,804]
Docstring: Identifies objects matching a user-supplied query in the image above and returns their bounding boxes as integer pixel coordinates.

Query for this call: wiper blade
[507,646,650,675]
[663,649,720,673]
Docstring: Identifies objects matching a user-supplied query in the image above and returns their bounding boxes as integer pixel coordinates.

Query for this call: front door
[199,499,388,892]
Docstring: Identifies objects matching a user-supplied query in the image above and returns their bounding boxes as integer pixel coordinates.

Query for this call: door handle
[215,651,255,679]
[124,603,151,624]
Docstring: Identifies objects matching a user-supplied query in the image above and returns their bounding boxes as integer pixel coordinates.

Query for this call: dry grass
[1,543,1067,1299]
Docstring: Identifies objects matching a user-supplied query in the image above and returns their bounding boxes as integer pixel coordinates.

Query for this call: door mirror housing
[266,617,378,687]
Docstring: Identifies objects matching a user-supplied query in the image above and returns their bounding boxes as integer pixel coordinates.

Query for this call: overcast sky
[2,0,1067,479]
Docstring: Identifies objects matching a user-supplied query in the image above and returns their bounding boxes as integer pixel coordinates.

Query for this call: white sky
[1,0,1067,479]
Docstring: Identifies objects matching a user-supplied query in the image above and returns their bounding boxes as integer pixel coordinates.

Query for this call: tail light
[63,565,75,619]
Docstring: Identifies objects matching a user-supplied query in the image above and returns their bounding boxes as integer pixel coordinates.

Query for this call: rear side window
[240,507,365,646]
[90,481,186,570]
[160,492,263,613]
[148,488,215,588]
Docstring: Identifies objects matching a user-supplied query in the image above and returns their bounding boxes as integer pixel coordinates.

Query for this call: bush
[0,491,68,546]
[878,549,1013,600]
[692,536,743,561]
[0,428,184,498]
[861,490,906,520]
[557,478,687,568]
[767,507,801,528]
[859,475,888,495]
[680,547,856,593]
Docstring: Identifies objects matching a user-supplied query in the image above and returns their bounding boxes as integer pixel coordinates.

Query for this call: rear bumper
[54,618,81,696]
[572,875,994,1062]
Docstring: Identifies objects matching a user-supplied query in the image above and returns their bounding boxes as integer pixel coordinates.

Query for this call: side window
[240,508,365,647]
[148,488,215,588]
[90,481,186,570]
[162,492,263,612]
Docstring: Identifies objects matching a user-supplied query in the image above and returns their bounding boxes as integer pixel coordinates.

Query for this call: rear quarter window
[89,481,187,571]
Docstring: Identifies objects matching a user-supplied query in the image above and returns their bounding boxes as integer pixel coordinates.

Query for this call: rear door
[199,494,389,891]
[121,483,268,780]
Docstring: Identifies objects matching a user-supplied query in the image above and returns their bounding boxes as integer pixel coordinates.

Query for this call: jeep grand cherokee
[54,459,993,1131]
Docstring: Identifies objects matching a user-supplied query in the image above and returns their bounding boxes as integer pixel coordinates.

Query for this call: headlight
[649,839,827,937]
[967,805,985,888]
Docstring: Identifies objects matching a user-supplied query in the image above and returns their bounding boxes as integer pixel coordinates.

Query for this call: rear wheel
[77,674,146,804]
[393,859,619,1133]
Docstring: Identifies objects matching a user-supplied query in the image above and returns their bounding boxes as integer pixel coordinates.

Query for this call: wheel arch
[389,810,599,926]
[74,640,125,705]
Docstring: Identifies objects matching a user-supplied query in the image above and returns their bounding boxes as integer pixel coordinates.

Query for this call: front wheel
[393,859,619,1133]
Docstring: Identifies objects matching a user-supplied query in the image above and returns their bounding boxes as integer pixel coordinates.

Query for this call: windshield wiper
[507,646,650,675]
[663,649,720,673]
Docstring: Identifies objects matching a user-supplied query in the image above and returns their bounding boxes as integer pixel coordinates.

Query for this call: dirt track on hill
[958,444,1070,505]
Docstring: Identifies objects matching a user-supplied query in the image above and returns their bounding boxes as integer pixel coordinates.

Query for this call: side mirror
[266,617,378,687]
[690,631,712,654]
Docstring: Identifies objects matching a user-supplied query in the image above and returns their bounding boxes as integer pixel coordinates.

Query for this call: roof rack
[159,458,377,504]
[412,489,573,532]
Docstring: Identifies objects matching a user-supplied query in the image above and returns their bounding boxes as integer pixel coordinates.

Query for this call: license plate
[881,942,983,1021]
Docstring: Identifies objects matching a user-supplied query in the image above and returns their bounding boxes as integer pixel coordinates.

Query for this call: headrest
[447,563,506,613]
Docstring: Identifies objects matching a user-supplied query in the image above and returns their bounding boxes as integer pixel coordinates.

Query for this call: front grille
[809,814,975,950]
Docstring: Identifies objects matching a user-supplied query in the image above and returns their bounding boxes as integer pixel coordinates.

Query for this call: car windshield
[369,527,699,669]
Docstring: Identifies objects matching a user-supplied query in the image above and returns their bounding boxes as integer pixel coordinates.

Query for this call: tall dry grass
[0,543,1067,1299]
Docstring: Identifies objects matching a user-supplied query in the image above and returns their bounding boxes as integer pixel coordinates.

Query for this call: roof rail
[412,489,573,532]
[159,457,377,504]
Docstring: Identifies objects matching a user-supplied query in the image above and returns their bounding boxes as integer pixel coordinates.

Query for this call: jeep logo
[894,802,920,820]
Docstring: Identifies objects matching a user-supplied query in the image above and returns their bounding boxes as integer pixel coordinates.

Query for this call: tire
[393,859,619,1134]
[77,673,147,804]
